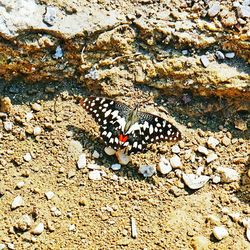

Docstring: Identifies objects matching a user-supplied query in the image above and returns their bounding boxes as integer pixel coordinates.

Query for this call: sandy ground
[0,80,249,249]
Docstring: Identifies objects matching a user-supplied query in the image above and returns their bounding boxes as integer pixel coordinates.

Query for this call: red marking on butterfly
[119,134,128,143]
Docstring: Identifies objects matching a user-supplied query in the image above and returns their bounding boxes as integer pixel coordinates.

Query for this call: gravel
[31,222,44,235]
[77,153,87,169]
[208,2,220,17]
[111,163,122,171]
[200,55,210,68]
[45,191,55,200]
[197,145,209,155]
[182,174,210,189]
[157,157,172,175]
[216,167,240,183]
[170,155,182,168]
[213,226,229,240]
[88,170,102,180]
[206,153,218,163]
[138,165,156,178]
[11,195,24,209]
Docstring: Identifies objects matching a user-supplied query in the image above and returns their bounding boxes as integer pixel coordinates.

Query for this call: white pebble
[68,224,76,231]
[225,52,235,59]
[242,218,250,228]
[237,5,250,18]
[138,165,156,178]
[88,170,102,180]
[200,55,210,67]
[7,243,14,250]
[92,150,100,159]
[104,146,116,155]
[247,227,250,242]
[23,153,32,162]
[171,145,180,154]
[3,121,13,131]
[16,181,25,189]
[215,51,225,60]
[25,112,33,121]
[216,167,240,183]
[182,174,210,189]
[170,155,182,168]
[197,145,209,155]
[45,191,55,200]
[213,226,229,240]
[33,126,42,136]
[11,195,24,209]
[31,223,44,235]
[131,217,137,238]
[208,2,220,17]
[212,175,221,184]
[196,166,204,175]
[87,163,101,170]
[116,149,131,165]
[77,153,86,169]
[157,157,172,175]
[207,136,219,149]
[50,206,62,216]
[31,103,42,111]
[111,163,121,171]
[0,244,6,250]
[228,212,241,222]
[206,153,218,163]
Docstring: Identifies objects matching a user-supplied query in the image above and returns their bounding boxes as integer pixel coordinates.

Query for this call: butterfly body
[80,96,181,154]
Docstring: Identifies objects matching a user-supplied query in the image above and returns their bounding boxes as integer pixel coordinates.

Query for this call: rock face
[0,0,249,100]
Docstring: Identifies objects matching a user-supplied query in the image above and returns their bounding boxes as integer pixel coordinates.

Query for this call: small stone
[0,97,12,113]
[67,170,76,178]
[23,153,32,162]
[67,140,83,160]
[138,165,156,178]
[197,145,209,155]
[206,153,218,163]
[0,244,6,250]
[237,5,250,18]
[225,52,235,59]
[157,157,172,175]
[25,112,34,121]
[207,215,221,225]
[243,0,250,5]
[170,155,182,168]
[7,243,14,250]
[116,150,131,165]
[242,218,250,228]
[182,174,210,189]
[16,181,25,189]
[15,214,33,231]
[222,137,231,146]
[191,235,210,250]
[215,51,225,60]
[77,153,87,169]
[31,223,44,235]
[212,175,221,184]
[68,224,76,231]
[88,170,102,180]
[208,2,220,17]
[207,137,219,149]
[33,126,42,136]
[200,55,210,67]
[228,212,241,222]
[50,206,62,217]
[216,167,240,183]
[53,45,64,59]
[171,145,180,154]
[46,220,55,232]
[43,6,57,26]
[111,163,122,171]
[104,147,116,155]
[131,217,137,238]
[234,119,247,131]
[45,191,55,200]
[31,103,42,112]
[213,226,229,240]
[79,197,88,206]
[92,150,100,159]
[3,121,13,131]
[87,163,101,170]
[11,195,24,209]
[247,227,250,242]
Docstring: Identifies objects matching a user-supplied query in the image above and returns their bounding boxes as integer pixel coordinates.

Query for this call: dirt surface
[0,80,249,250]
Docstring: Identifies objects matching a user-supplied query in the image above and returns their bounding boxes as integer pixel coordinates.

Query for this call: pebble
[206,153,218,163]
[228,212,241,222]
[11,195,24,209]
[207,214,221,225]
[31,103,42,112]
[31,222,44,235]
[225,52,235,59]
[15,214,33,231]
[77,153,87,169]
[92,150,100,159]
[87,163,101,170]
[182,174,210,189]
[247,227,250,242]
[23,153,32,162]
[111,163,122,171]
[170,155,182,168]
[157,157,172,175]
[0,244,6,250]
[242,218,250,228]
[191,235,210,250]
[216,167,240,183]
[116,150,131,165]
[45,191,55,200]
[3,121,13,131]
[67,170,76,178]
[138,165,156,178]
[237,5,250,18]
[222,137,231,146]
[200,55,210,68]
[25,112,34,121]
[213,226,229,240]
[207,136,219,149]
[197,145,209,155]
[131,217,137,238]
[16,181,25,189]
[53,45,64,59]
[33,126,42,136]
[68,224,76,231]
[88,170,102,180]
[51,206,61,217]
[43,6,57,26]
[171,145,180,154]
[67,140,83,160]
[208,2,220,17]
[104,147,116,156]
[7,243,14,250]
[215,51,225,60]
[212,175,221,184]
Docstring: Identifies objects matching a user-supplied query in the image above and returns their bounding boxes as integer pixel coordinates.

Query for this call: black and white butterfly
[80,96,182,154]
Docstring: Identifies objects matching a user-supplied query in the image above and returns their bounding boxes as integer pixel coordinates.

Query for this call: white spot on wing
[111,110,119,118]
[168,124,172,128]
[105,109,112,117]
[149,125,154,134]
[127,122,140,134]
[167,130,171,135]
[107,132,112,138]
[133,141,138,148]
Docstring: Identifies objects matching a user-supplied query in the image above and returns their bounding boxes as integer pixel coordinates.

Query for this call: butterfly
[80,96,182,154]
